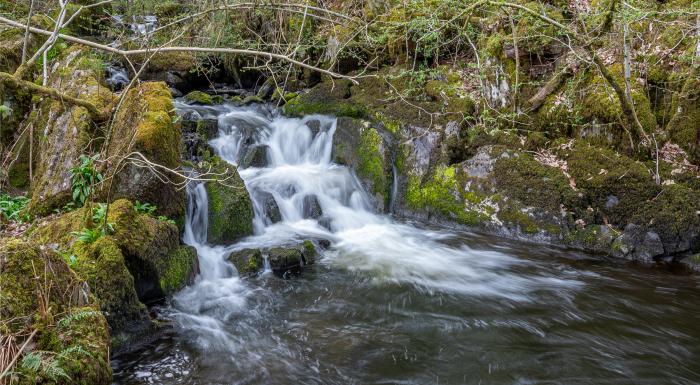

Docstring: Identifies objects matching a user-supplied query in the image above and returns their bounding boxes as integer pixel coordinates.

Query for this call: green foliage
[157,215,176,225]
[69,155,103,207]
[71,227,104,244]
[134,200,157,215]
[58,310,103,329]
[0,193,30,222]
[21,351,70,382]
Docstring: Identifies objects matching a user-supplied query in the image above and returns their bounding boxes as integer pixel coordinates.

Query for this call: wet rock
[265,240,317,276]
[202,157,255,244]
[332,117,393,212]
[227,248,264,276]
[302,194,323,219]
[612,224,665,263]
[258,190,282,224]
[239,144,269,168]
[318,216,333,231]
[306,119,322,137]
[185,90,213,105]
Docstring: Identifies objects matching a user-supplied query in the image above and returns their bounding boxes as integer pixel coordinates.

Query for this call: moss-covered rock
[201,157,254,244]
[332,117,393,211]
[106,81,186,220]
[227,248,264,276]
[24,47,114,215]
[667,67,700,164]
[0,239,111,384]
[184,90,214,105]
[28,199,199,346]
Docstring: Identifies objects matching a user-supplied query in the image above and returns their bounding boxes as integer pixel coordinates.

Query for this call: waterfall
[168,101,581,354]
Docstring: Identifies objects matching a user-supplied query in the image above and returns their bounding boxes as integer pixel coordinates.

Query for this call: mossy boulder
[184,90,214,105]
[24,47,114,215]
[332,117,393,211]
[0,238,112,384]
[201,157,254,244]
[71,237,151,335]
[28,199,199,344]
[227,248,264,276]
[106,81,186,220]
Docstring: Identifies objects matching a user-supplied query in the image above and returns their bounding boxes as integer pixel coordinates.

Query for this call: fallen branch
[0,15,358,84]
[0,71,111,120]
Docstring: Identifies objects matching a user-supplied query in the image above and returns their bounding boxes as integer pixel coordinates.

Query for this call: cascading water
[113,101,700,384]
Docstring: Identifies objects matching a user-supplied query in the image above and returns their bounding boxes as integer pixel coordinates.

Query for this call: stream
[112,103,700,384]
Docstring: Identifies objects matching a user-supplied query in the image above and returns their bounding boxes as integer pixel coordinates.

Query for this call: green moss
[406,165,481,225]
[667,67,700,163]
[72,237,149,331]
[185,91,213,105]
[203,157,254,244]
[284,96,367,118]
[357,127,388,203]
[0,239,111,383]
[159,246,197,294]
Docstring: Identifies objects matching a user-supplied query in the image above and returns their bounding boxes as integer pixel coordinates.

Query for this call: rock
[605,195,619,209]
[28,199,199,333]
[332,117,392,212]
[265,240,317,276]
[202,157,255,244]
[185,90,214,105]
[612,224,665,263]
[306,119,321,137]
[24,47,115,215]
[0,239,112,385]
[302,194,323,219]
[227,248,264,276]
[256,77,275,100]
[257,190,282,224]
[239,144,269,168]
[106,82,186,220]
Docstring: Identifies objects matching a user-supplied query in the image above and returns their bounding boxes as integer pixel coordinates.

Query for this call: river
[112,102,700,385]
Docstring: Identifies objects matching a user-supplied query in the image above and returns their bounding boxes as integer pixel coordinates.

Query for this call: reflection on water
[112,103,700,384]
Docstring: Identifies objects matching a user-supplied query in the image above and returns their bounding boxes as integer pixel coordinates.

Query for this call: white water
[169,102,582,354]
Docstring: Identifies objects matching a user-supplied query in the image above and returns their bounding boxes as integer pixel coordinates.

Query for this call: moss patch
[203,157,254,244]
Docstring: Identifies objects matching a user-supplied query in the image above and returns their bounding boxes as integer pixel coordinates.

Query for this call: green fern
[58,310,101,328]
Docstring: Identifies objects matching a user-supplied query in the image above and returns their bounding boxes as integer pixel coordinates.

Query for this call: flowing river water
[112,103,700,384]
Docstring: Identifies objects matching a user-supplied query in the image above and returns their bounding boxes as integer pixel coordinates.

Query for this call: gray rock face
[257,191,282,224]
[181,111,218,161]
[306,119,322,137]
[302,194,323,219]
[612,224,665,263]
[239,144,269,168]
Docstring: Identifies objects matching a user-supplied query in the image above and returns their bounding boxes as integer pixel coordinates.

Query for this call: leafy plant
[0,193,31,222]
[71,227,103,244]
[69,155,103,207]
[157,215,176,225]
[21,351,70,382]
[134,200,157,215]
[57,249,78,268]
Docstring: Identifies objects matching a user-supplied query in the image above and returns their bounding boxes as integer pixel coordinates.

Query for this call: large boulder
[23,47,114,215]
[29,199,199,347]
[106,81,186,220]
[0,239,112,384]
[332,117,393,212]
[201,157,255,244]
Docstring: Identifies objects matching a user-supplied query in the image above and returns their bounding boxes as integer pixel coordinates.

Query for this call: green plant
[71,227,103,244]
[157,215,176,225]
[134,200,157,215]
[69,154,103,207]
[21,351,69,382]
[0,193,31,222]
[57,249,78,268]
